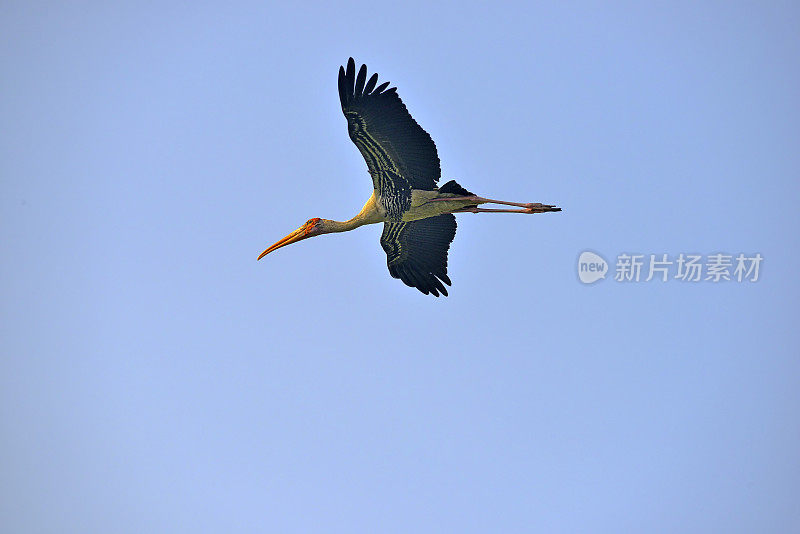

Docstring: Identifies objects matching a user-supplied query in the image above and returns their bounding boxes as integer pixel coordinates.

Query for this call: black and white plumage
[257,58,561,297]
[338,58,441,204]
[338,58,457,294]
[380,214,457,297]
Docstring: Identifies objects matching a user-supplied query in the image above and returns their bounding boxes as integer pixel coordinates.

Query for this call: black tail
[438,179,474,196]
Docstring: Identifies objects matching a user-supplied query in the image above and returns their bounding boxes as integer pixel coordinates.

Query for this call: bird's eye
[303,218,321,234]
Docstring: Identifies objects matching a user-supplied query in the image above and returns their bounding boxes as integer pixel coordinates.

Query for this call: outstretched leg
[453,205,560,214]
[436,195,561,214]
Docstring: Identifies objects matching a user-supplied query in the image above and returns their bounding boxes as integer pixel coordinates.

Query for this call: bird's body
[258,58,561,297]
[338,189,481,227]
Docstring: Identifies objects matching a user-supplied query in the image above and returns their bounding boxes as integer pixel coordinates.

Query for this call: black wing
[338,58,441,221]
[380,214,457,297]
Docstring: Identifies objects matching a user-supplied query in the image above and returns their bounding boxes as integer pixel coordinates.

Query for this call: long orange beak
[257,228,310,260]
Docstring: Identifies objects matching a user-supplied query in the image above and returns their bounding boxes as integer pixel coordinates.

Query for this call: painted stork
[258,58,561,297]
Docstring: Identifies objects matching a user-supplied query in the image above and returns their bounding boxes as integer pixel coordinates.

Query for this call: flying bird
[258,58,561,297]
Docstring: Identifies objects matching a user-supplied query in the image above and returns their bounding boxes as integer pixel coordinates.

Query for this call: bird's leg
[452,206,550,214]
[474,197,535,208]
[473,197,562,212]
[431,195,530,206]
[432,195,559,211]
[439,195,561,214]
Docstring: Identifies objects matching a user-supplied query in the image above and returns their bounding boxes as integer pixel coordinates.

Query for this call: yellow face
[257,218,322,260]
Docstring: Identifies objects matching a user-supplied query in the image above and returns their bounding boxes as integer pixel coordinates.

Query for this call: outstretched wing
[338,58,441,221]
[380,214,457,297]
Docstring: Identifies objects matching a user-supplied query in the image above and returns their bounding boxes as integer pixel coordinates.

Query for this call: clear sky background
[2,1,799,532]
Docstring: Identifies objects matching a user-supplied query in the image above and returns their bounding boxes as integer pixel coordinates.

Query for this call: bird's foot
[523,203,562,214]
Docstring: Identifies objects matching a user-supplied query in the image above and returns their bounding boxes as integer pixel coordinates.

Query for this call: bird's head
[257,218,325,260]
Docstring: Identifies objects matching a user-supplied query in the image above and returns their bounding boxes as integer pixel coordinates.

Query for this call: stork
[258,58,561,296]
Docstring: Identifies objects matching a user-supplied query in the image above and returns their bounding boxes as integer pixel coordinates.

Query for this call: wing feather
[338,58,441,220]
[363,72,378,94]
[373,81,390,94]
[380,214,457,297]
[354,64,367,98]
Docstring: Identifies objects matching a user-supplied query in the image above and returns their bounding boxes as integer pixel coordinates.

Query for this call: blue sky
[2,1,799,532]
